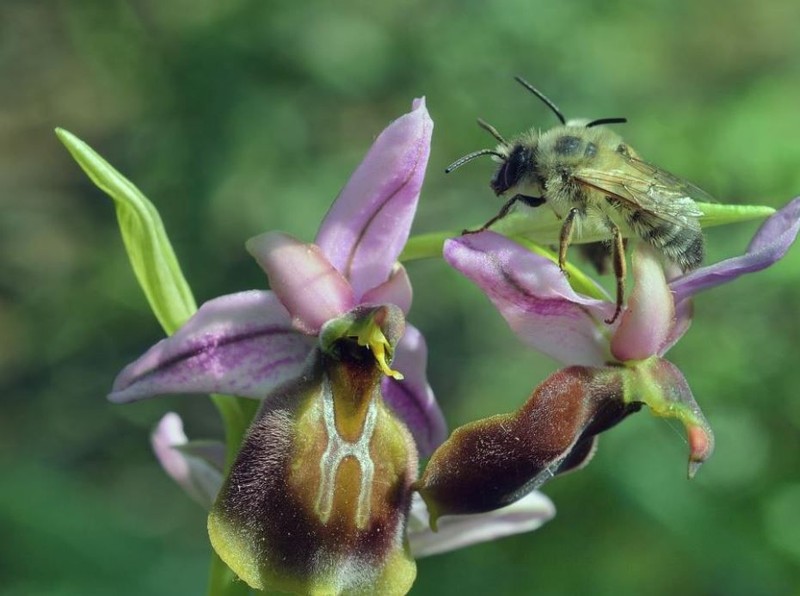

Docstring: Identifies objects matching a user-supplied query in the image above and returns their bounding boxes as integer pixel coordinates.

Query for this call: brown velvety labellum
[416,366,639,522]
[208,347,418,594]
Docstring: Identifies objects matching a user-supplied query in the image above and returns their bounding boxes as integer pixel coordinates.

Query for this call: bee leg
[605,224,626,325]
[558,207,580,274]
[463,194,545,235]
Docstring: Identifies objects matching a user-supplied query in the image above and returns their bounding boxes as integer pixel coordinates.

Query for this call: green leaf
[56,128,196,334]
[695,201,776,227]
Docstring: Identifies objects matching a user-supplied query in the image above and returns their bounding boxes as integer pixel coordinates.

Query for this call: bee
[446,76,709,324]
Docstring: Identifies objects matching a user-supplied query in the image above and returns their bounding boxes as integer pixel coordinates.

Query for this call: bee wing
[574,155,708,230]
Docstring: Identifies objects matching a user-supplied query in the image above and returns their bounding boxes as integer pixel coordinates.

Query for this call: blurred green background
[3,0,800,594]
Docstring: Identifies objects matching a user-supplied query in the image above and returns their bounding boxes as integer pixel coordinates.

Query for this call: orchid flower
[58,100,556,596]
[413,198,800,523]
[108,99,446,458]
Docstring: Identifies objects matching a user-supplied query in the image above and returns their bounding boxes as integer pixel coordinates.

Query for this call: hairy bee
[447,77,709,324]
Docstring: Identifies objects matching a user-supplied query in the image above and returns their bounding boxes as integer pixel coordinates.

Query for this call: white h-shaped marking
[315,375,378,528]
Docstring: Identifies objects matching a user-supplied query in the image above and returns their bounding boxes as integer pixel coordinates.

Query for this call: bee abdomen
[637,220,704,271]
[674,230,704,271]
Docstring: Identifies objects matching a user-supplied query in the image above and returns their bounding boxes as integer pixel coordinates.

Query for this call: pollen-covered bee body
[492,122,705,273]
[447,77,712,323]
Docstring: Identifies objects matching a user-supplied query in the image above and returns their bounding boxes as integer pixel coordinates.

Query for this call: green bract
[56,128,196,334]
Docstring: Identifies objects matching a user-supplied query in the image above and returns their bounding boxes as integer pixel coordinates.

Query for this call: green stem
[206,395,260,595]
[399,230,456,261]
[210,394,259,471]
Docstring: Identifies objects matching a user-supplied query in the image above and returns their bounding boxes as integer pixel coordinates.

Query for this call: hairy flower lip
[207,333,421,595]
[414,366,638,525]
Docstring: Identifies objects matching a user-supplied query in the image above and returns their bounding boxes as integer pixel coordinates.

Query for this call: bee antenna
[477,118,508,145]
[514,76,566,125]
[445,149,505,174]
[586,117,628,128]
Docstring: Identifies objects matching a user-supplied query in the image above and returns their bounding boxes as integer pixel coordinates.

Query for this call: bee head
[445,78,627,192]
[490,143,534,196]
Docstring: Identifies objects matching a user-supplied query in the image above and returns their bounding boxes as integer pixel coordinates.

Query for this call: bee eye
[554,135,582,156]
[491,145,531,195]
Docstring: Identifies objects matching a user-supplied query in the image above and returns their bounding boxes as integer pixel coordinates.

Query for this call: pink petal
[110,291,314,403]
[444,232,613,366]
[660,298,693,355]
[360,263,413,314]
[315,98,433,297]
[151,413,224,508]
[670,197,800,303]
[247,232,355,334]
[381,324,447,457]
[407,491,555,558]
[611,245,675,361]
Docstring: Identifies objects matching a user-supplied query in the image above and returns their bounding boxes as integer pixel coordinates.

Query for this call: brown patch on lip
[415,366,639,522]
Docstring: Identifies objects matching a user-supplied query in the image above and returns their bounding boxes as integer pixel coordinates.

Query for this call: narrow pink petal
[110,291,314,403]
[151,413,224,508]
[247,232,355,334]
[407,491,555,558]
[611,245,675,361]
[315,98,433,297]
[381,324,447,456]
[670,197,800,303]
[360,263,413,314]
[444,232,613,366]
